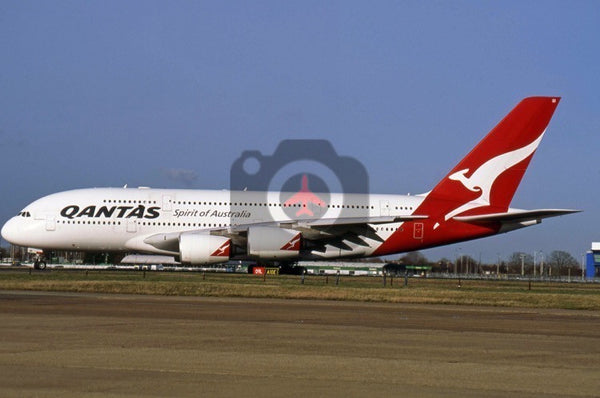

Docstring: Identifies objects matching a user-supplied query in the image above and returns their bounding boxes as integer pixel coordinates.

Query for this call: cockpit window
[18,211,31,217]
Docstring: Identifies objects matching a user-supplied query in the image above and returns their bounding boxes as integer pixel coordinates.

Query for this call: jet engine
[247,226,301,260]
[179,233,231,265]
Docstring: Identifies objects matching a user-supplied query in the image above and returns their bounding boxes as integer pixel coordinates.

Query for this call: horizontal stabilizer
[452,209,580,224]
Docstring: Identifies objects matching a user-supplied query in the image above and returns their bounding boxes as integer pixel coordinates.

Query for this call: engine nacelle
[247,226,301,260]
[179,233,231,265]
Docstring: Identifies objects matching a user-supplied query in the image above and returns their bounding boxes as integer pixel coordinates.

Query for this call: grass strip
[0,270,599,310]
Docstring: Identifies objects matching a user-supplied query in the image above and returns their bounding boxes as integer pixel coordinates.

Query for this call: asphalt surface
[1,290,599,397]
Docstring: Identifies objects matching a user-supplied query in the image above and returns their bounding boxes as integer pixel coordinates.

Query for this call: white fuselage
[1,187,424,260]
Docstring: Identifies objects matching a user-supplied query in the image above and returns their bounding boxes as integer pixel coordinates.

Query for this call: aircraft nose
[1,217,20,244]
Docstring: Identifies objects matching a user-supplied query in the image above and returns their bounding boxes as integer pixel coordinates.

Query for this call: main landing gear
[33,256,47,270]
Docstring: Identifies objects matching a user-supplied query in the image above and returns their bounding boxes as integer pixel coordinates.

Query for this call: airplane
[1,96,579,270]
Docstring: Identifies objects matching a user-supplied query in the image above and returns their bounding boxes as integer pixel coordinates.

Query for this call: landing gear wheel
[34,261,47,270]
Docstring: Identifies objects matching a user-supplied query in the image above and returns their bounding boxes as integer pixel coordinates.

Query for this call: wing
[138,214,429,255]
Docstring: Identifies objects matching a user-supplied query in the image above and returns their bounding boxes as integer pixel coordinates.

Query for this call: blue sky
[1,1,598,263]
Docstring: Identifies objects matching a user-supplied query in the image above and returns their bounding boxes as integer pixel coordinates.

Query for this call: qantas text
[60,205,160,219]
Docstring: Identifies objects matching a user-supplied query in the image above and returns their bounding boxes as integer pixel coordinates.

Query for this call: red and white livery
[1,97,578,268]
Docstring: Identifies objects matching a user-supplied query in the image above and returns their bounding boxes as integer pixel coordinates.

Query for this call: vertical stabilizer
[423,96,560,220]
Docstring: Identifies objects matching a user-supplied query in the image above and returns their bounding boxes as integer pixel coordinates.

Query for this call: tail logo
[444,131,545,221]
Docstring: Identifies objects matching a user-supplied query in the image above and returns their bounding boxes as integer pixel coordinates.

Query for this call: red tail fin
[422,97,560,220]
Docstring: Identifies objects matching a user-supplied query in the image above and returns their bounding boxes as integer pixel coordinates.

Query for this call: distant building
[297,261,385,276]
[585,243,600,278]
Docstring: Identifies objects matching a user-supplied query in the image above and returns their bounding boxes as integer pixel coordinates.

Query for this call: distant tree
[0,246,7,259]
[435,257,452,273]
[398,251,428,265]
[461,255,478,274]
[479,261,499,275]
[507,252,534,274]
[346,257,385,263]
[547,250,578,276]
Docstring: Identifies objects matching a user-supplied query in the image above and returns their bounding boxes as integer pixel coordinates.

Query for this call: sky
[1,1,598,264]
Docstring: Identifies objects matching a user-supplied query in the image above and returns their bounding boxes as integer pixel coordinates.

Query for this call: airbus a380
[1,97,578,269]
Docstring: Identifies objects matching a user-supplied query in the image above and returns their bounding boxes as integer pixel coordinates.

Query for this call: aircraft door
[380,200,390,216]
[127,220,137,233]
[45,216,56,231]
[162,195,172,211]
[311,201,324,217]
[413,222,424,240]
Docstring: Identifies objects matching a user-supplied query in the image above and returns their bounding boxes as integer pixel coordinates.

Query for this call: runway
[1,290,599,397]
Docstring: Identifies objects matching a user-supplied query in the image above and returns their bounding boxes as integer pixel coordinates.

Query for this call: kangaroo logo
[211,241,231,257]
[444,131,545,221]
[280,234,301,251]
